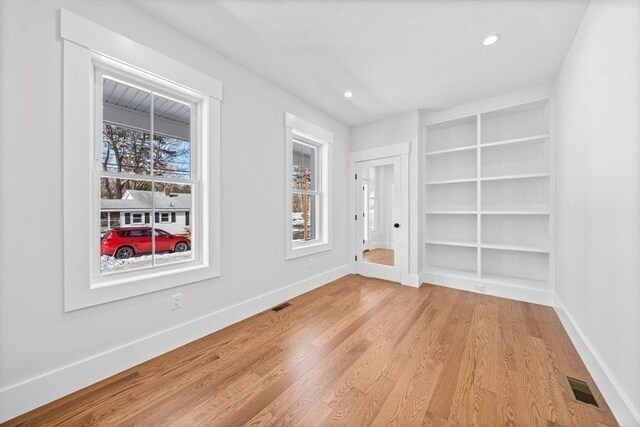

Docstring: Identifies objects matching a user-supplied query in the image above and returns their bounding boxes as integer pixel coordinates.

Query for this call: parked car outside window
[101,226,190,259]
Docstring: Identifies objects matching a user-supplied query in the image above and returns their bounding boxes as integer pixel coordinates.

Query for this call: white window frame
[285,113,333,259]
[61,9,221,311]
[131,213,145,224]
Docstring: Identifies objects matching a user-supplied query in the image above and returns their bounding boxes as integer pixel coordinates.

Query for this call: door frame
[348,142,411,286]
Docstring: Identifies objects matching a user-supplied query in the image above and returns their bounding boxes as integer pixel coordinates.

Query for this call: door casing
[348,143,411,286]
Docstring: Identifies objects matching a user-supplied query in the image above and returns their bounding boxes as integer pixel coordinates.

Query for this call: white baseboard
[0,264,351,423]
[554,295,640,427]
[402,273,420,288]
[420,271,554,306]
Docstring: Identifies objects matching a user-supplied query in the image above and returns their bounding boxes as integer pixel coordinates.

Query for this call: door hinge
[363,239,365,244]
[355,173,357,180]
[355,255,358,261]
[362,186,365,191]
[355,214,357,221]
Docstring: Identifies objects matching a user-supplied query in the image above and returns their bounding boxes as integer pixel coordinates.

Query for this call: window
[285,113,333,259]
[100,212,120,233]
[61,10,221,311]
[96,65,199,278]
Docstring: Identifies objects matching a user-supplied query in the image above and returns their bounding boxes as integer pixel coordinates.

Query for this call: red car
[101,227,190,259]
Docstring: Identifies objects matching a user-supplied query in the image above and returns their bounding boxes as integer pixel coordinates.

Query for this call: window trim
[285,113,333,260]
[61,9,221,311]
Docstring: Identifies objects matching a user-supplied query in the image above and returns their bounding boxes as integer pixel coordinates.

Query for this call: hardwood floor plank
[220,291,401,426]
[426,293,475,420]
[2,276,619,427]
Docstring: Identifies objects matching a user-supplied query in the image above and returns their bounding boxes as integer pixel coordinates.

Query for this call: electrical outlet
[171,293,182,310]
[474,284,486,292]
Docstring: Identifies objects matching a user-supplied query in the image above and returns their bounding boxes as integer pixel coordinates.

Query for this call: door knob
[394,223,400,228]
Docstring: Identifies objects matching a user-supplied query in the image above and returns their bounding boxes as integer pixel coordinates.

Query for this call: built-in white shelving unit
[422,98,553,298]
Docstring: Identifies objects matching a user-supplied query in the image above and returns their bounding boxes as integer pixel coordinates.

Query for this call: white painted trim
[0,265,351,423]
[420,271,554,306]
[285,113,333,144]
[348,142,410,163]
[60,9,222,100]
[404,274,420,288]
[421,84,552,126]
[554,295,640,427]
[351,146,411,286]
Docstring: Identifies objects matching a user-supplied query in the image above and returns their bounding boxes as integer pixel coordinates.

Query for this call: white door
[356,156,402,282]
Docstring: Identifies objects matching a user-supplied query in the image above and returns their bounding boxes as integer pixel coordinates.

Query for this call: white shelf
[480,211,550,215]
[425,144,477,156]
[424,99,552,295]
[481,243,549,253]
[480,173,549,182]
[426,239,477,248]
[481,134,550,149]
[424,268,547,289]
[425,177,477,185]
[481,273,547,289]
[425,211,478,215]
[424,266,478,280]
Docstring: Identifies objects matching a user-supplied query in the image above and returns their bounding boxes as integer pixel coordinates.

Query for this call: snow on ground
[101,251,192,273]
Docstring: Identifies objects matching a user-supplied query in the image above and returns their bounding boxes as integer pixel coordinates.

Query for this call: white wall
[554,0,640,425]
[351,111,421,280]
[0,0,350,420]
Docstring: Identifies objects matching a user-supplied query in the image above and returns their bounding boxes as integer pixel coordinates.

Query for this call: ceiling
[130,0,588,126]
[103,79,191,125]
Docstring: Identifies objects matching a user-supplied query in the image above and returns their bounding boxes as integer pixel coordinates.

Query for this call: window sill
[286,241,332,260]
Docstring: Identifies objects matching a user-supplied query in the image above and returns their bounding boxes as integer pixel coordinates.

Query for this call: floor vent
[567,377,600,408]
[271,302,291,312]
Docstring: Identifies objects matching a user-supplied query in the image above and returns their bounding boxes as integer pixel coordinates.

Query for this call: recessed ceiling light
[344,91,353,98]
[483,34,501,46]
[482,34,500,46]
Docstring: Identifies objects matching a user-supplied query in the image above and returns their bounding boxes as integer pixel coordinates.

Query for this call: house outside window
[285,113,333,259]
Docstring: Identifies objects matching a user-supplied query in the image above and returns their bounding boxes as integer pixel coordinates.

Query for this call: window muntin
[97,70,196,276]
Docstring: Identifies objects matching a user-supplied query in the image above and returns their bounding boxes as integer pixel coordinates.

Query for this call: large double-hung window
[61,10,221,311]
[97,67,196,274]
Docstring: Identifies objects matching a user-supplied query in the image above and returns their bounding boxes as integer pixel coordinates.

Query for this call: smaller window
[132,213,144,224]
[285,113,333,259]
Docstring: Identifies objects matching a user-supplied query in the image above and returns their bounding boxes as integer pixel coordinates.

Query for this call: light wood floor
[363,248,394,266]
[3,275,617,426]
